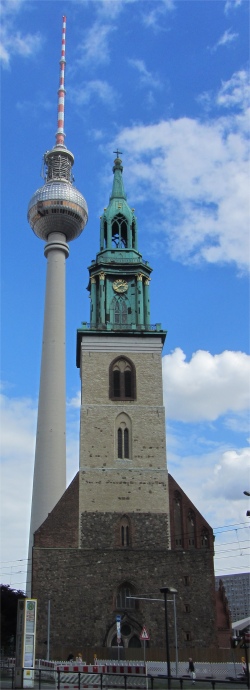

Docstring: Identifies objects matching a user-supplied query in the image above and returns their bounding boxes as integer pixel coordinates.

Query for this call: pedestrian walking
[188,658,196,685]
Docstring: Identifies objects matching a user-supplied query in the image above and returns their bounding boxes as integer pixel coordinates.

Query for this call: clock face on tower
[113,279,128,293]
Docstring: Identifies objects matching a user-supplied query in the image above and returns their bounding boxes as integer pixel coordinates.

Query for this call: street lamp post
[243,492,250,517]
[160,587,177,690]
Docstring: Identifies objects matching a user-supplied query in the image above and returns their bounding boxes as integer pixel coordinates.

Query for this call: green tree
[1,585,25,655]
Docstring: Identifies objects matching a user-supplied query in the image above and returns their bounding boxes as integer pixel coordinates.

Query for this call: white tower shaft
[27,16,88,595]
[27,233,69,594]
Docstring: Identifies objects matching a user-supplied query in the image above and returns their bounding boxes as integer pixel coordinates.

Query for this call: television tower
[26,16,88,594]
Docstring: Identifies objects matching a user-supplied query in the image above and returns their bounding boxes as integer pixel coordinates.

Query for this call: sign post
[15,599,37,688]
[140,626,150,689]
[116,615,121,663]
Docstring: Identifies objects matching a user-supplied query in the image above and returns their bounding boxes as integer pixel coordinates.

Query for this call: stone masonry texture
[32,544,216,657]
[31,335,217,657]
[32,471,217,657]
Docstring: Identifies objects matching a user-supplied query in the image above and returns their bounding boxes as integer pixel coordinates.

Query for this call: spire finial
[113,149,123,159]
[55,15,67,147]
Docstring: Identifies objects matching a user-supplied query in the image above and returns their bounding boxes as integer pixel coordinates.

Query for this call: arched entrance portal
[106,616,142,649]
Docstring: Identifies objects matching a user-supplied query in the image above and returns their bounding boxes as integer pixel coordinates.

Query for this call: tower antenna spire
[56,15,67,147]
[27,16,88,596]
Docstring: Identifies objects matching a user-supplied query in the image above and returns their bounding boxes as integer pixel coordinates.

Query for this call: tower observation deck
[26,16,88,596]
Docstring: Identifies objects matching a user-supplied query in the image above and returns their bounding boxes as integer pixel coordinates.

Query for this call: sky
[0,0,249,593]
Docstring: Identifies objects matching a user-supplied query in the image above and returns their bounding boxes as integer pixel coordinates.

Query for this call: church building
[32,155,217,659]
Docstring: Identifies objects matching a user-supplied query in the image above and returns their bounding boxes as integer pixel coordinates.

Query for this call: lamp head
[160,587,178,594]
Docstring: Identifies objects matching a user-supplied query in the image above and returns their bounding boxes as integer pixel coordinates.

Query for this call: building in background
[215,573,250,623]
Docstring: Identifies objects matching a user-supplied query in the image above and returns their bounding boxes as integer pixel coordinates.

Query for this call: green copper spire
[76,155,166,364]
[110,155,127,201]
[100,155,137,252]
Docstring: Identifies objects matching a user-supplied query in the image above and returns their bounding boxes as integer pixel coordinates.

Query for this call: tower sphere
[28,146,88,242]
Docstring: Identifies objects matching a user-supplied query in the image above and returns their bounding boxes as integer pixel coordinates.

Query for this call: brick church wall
[168,473,213,550]
[32,471,217,657]
[80,512,170,549]
[34,474,79,548]
[32,545,217,658]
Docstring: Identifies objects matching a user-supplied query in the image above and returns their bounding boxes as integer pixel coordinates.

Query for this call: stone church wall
[32,546,216,658]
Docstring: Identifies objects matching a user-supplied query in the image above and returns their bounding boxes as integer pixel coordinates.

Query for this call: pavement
[0,675,249,690]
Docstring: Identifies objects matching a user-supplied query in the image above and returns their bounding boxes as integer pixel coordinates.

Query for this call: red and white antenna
[56,15,67,147]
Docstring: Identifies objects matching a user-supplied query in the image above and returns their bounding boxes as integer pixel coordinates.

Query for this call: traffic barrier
[56,666,147,689]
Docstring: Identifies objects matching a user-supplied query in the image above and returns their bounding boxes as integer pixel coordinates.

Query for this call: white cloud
[163,348,250,422]
[69,80,117,107]
[0,0,42,66]
[0,390,80,589]
[0,392,36,589]
[206,447,250,500]
[94,0,137,19]
[113,74,250,270]
[1,0,26,17]
[210,28,238,52]
[67,392,81,409]
[217,69,250,109]
[128,58,162,89]
[142,0,175,30]
[224,0,243,14]
[77,21,115,66]
[85,0,175,25]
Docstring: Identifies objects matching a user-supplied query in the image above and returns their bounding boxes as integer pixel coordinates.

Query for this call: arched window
[118,424,129,459]
[112,214,128,248]
[188,510,196,548]
[128,636,141,648]
[120,515,130,547]
[116,583,135,610]
[132,220,136,249]
[116,413,132,460]
[174,491,183,548]
[201,527,209,548]
[110,357,136,400]
[103,219,107,249]
[114,298,128,325]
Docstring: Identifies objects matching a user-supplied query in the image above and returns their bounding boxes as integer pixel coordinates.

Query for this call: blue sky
[0,0,249,592]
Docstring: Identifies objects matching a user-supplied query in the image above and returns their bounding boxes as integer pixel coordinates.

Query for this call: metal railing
[79,323,163,332]
[0,666,249,690]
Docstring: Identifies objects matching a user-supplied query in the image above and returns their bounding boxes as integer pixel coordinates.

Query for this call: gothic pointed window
[122,300,127,324]
[114,298,128,325]
[124,428,129,457]
[132,220,136,249]
[110,357,136,400]
[116,413,131,460]
[174,491,183,548]
[112,214,128,248]
[117,423,130,459]
[116,583,135,609]
[120,516,130,547]
[114,299,120,325]
[188,510,196,548]
[103,220,107,249]
[201,527,209,548]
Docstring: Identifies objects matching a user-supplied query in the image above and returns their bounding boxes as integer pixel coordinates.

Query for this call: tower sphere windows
[109,357,136,400]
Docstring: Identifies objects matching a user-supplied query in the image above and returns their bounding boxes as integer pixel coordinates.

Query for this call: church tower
[76,154,170,583]
[32,154,216,657]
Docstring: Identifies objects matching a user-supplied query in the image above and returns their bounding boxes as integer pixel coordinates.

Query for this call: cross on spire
[113,149,123,158]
